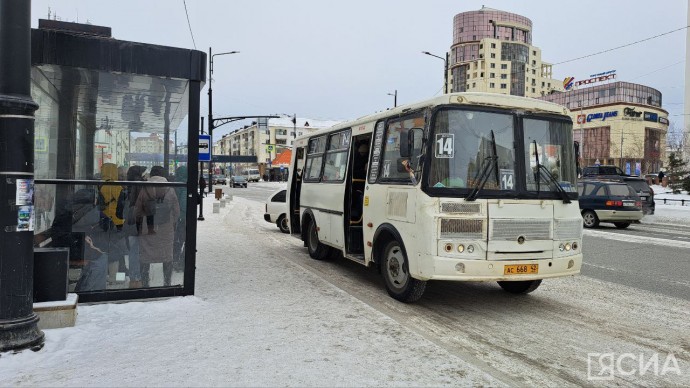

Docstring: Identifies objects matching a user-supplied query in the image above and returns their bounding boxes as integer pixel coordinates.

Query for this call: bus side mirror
[399,127,423,158]
[400,129,411,157]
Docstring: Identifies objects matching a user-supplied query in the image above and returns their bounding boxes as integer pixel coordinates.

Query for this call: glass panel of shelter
[31,66,189,292]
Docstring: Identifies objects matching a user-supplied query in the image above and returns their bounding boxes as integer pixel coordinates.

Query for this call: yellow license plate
[504,264,539,275]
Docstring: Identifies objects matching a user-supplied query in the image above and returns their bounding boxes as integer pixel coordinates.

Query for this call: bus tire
[381,240,426,303]
[306,219,330,260]
[277,215,290,233]
[497,279,541,294]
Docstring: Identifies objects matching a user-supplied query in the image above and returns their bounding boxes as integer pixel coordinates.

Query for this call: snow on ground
[645,185,690,226]
[2,183,689,386]
[0,195,500,387]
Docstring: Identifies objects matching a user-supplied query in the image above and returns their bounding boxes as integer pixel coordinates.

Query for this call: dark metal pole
[394,90,397,107]
[207,47,213,193]
[198,116,205,221]
[444,52,449,94]
[0,0,45,352]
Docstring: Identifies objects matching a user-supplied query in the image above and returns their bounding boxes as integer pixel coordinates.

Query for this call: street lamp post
[422,51,450,94]
[208,47,239,193]
[387,90,397,107]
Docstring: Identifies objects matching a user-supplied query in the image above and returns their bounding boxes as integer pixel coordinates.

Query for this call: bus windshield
[428,108,577,197]
[523,118,577,194]
[429,109,515,192]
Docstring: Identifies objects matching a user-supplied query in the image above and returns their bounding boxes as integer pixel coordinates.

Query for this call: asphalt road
[583,222,690,301]
[221,184,690,385]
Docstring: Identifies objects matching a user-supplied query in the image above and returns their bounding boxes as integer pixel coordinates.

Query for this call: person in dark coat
[658,170,665,185]
[199,175,207,197]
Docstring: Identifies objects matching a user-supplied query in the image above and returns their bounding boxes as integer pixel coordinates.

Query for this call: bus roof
[294,92,570,142]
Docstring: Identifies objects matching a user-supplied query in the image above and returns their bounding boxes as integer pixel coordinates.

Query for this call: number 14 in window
[435,134,454,158]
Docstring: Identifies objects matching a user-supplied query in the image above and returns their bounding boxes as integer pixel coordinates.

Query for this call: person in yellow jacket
[100,163,125,230]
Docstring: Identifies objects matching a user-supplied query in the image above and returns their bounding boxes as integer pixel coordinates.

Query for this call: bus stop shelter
[30,20,206,303]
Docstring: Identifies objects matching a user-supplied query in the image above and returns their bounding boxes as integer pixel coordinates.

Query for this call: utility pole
[207,47,239,193]
[198,116,205,221]
[422,51,449,94]
[0,0,45,352]
[387,90,398,108]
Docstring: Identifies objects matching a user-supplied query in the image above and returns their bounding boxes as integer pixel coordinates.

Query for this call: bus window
[322,130,350,182]
[380,115,424,183]
[304,136,326,182]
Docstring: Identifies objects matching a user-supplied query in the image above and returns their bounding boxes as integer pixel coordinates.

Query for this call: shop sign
[623,107,642,118]
[576,115,586,124]
[659,117,669,125]
[586,111,617,122]
[563,70,616,91]
[643,112,658,122]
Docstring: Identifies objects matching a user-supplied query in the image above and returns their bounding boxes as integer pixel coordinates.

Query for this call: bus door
[345,135,371,256]
[289,147,305,236]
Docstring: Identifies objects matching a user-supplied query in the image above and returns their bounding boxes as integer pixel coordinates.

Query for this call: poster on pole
[199,134,211,162]
[16,178,34,232]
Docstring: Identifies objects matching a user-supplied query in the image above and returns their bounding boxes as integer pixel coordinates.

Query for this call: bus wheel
[277,215,290,233]
[307,219,330,260]
[497,280,541,294]
[381,240,426,303]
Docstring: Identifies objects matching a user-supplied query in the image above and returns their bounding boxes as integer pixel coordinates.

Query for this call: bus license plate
[504,264,539,275]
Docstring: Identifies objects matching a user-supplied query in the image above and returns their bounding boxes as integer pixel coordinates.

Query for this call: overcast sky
[31,0,688,139]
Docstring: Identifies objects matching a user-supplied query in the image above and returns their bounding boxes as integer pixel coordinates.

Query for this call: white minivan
[264,189,289,233]
[244,168,261,182]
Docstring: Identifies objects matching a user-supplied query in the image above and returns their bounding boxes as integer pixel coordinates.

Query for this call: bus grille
[441,203,481,214]
[554,219,582,240]
[491,219,552,241]
[440,219,484,239]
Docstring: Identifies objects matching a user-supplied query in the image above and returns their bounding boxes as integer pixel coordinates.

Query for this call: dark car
[582,165,631,178]
[583,175,655,215]
[230,175,248,188]
[622,177,655,215]
[577,180,643,229]
[213,175,227,185]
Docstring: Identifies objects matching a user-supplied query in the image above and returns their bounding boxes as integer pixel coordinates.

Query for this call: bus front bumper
[425,254,583,282]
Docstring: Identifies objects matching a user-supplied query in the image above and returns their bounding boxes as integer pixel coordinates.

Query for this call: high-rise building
[448,6,562,97]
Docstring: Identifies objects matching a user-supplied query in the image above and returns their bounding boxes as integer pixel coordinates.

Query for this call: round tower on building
[449,6,557,97]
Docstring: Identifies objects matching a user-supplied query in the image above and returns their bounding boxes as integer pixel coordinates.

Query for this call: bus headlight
[565,243,571,251]
[457,244,465,253]
[444,243,453,253]
[559,243,565,252]
[467,245,474,253]
[572,242,578,250]
[455,263,465,273]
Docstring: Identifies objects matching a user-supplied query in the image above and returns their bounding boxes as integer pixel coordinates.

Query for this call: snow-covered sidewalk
[0,196,500,387]
[645,185,690,226]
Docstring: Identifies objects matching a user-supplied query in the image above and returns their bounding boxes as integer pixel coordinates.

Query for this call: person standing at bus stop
[199,175,207,197]
[658,170,665,186]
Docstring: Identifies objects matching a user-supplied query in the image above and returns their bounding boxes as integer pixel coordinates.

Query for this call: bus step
[347,228,364,253]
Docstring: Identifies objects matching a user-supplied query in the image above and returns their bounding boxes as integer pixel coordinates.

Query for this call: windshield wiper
[466,130,499,201]
[532,140,571,204]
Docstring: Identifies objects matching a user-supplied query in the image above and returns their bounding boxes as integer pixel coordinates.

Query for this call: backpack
[143,187,172,225]
[98,187,126,220]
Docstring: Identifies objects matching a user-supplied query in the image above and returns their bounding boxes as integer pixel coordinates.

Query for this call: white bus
[286,93,583,302]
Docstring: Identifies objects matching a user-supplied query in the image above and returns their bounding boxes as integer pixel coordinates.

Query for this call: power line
[553,26,689,65]
[630,59,685,81]
[183,0,197,49]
